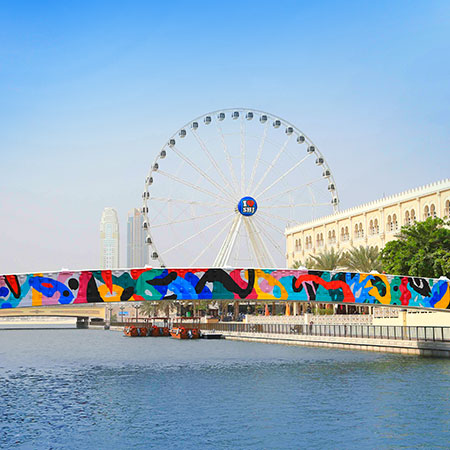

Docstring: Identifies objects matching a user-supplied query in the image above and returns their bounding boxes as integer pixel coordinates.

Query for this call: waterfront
[0,328,449,449]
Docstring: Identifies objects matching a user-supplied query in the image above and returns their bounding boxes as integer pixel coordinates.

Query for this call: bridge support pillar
[76,317,89,329]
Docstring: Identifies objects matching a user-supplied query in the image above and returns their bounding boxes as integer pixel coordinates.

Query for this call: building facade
[286,179,450,267]
[127,208,148,268]
[100,207,120,269]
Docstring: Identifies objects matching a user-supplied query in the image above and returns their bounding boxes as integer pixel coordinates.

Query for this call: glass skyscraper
[127,208,148,268]
[100,207,120,269]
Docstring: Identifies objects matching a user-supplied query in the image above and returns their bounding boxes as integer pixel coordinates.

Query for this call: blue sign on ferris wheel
[238,196,258,216]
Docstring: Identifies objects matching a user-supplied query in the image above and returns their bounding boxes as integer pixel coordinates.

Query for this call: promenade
[213,323,450,358]
[108,318,450,358]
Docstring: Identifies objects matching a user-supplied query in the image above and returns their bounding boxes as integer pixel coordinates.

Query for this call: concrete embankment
[102,320,450,357]
[222,332,450,357]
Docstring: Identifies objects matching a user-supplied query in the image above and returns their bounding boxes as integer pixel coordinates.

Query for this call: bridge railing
[185,322,450,343]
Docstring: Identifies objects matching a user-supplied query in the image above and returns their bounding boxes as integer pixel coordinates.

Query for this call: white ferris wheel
[142,108,339,268]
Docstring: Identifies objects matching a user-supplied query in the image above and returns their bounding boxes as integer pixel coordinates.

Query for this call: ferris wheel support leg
[243,217,276,268]
[213,215,242,267]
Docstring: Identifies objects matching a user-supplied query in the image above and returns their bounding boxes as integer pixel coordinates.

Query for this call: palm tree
[140,301,155,317]
[139,299,174,317]
[292,259,310,269]
[342,245,383,272]
[308,247,346,270]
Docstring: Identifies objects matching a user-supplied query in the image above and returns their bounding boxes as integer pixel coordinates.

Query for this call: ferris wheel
[142,108,339,268]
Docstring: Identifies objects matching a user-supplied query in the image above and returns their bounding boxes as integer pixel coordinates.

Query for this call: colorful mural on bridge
[0,268,449,311]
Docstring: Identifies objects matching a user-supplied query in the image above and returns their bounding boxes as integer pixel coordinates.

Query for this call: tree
[139,300,174,317]
[292,258,314,269]
[380,217,450,278]
[140,301,155,317]
[343,245,383,273]
[308,247,346,270]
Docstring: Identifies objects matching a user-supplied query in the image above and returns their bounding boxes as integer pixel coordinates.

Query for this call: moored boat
[123,324,171,337]
[170,326,200,339]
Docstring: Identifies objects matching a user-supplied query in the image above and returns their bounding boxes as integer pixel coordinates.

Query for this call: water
[0,328,449,449]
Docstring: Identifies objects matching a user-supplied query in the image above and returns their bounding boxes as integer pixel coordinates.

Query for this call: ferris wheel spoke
[240,116,246,194]
[253,217,286,259]
[246,121,269,193]
[150,196,225,208]
[161,213,234,257]
[216,122,240,193]
[259,202,330,209]
[170,145,236,202]
[158,169,232,204]
[190,219,232,267]
[191,129,238,197]
[243,217,275,267]
[252,134,293,196]
[256,154,312,198]
[257,210,294,224]
[260,177,324,204]
[152,210,228,228]
[253,213,286,236]
[213,214,243,267]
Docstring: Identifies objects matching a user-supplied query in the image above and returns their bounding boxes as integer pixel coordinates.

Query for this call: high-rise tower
[127,208,148,268]
[100,207,120,269]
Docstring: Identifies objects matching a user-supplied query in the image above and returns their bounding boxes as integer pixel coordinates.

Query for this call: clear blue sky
[1,0,449,273]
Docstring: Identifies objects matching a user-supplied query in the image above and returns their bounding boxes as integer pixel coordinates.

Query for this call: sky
[0,0,449,274]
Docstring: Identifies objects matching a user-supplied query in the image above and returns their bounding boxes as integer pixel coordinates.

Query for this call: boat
[170,326,201,339]
[123,325,148,337]
[123,325,170,337]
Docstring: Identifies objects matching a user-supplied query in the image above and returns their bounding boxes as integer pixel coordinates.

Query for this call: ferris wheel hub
[237,196,258,216]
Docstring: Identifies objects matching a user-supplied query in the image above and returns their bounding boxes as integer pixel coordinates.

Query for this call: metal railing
[186,322,450,343]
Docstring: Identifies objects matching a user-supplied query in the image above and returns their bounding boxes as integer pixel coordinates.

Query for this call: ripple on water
[0,329,449,449]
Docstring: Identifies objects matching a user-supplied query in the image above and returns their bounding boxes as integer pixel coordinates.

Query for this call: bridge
[0,305,105,328]
[0,267,449,311]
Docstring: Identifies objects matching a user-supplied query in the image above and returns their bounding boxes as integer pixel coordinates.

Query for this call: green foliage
[140,301,156,317]
[316,307,334,315]
[308,247,346,270]
[380,217,450,278]
[291,260,305,269]
[293,246,381,272]
[342,245,383,273]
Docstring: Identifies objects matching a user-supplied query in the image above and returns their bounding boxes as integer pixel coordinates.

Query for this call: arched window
[359,222,364,238]
[393,214,398,230]
[445,200,450,217]
[374,218,379,234]
[411,209,416,222]
[369,220,374,235]
[405,210,410,226]
[424,205,430,218]
[430,204,436,218]
[332,230,336,243]
[387,215,392,232]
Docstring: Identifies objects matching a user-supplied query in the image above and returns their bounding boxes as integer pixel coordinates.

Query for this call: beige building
[286,179,450,267]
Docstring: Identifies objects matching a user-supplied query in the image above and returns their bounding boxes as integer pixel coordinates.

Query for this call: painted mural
[0,268,449,311]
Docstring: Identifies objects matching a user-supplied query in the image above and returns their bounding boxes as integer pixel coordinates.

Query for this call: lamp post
[107,306,113,324]
[132,304,141,323]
